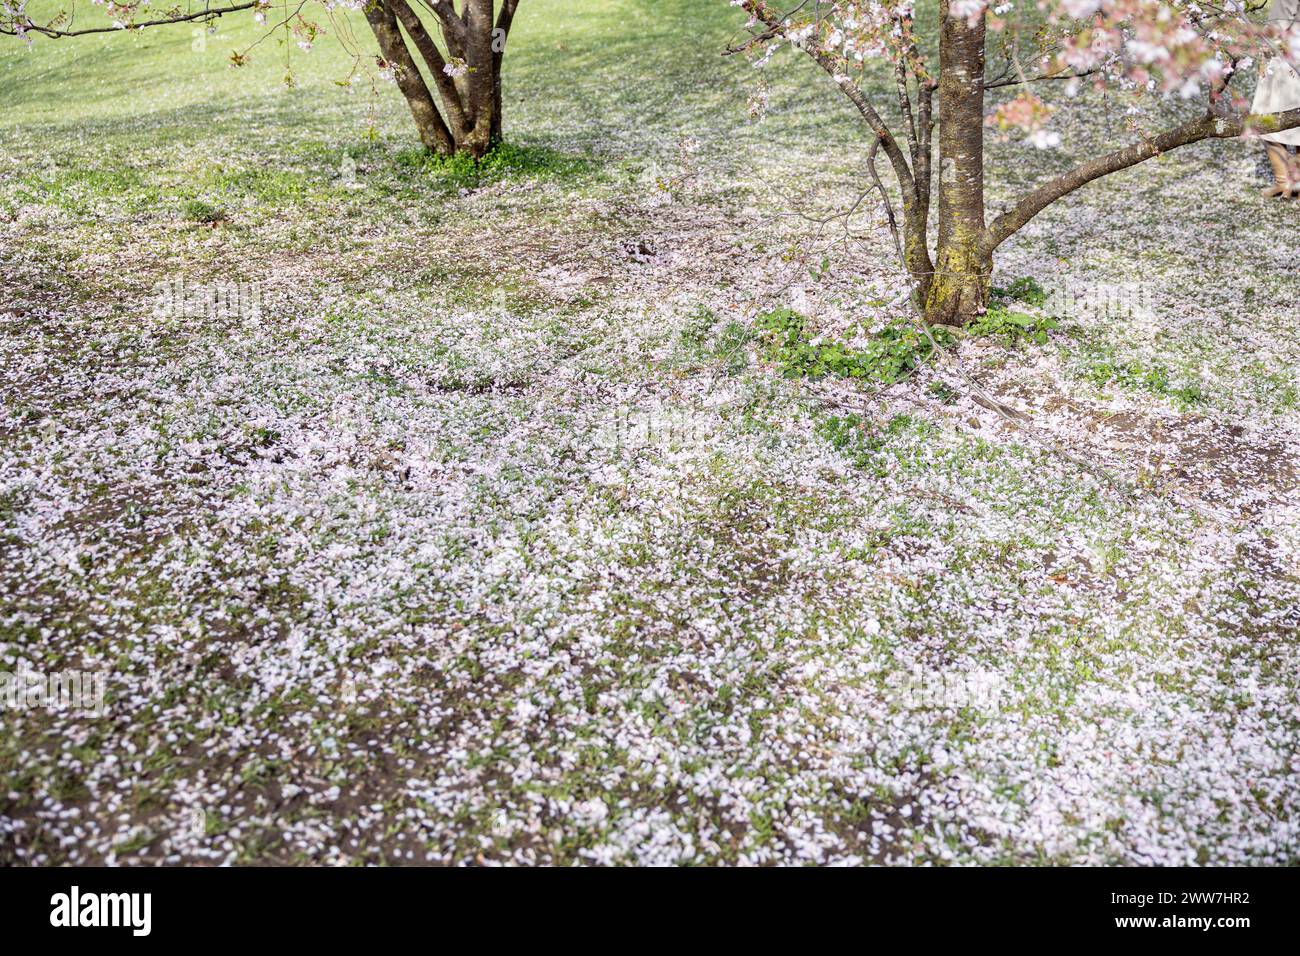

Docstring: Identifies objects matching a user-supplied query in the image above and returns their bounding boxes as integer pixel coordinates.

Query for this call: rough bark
[923,3,989,326]
[364,1,454,156]
[491,0,520,144]
[364,0,518,158]
[461,0,497,156]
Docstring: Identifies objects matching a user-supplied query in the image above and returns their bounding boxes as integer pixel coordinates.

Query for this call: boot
[1288,148,1300,198]
[1261,142,1292,198]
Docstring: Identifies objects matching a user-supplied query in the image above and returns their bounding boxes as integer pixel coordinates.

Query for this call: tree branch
[496,0,520,35]
[985,68,1097,90]
[423,0,463,29]
[386,0,469,138]
[1,2,258,39]
[726,1,917,203]
[365,0,455,154]
[894,56,919,168]
[985,107,1300,251]
[916,76,937,216]
[411,0,465,60]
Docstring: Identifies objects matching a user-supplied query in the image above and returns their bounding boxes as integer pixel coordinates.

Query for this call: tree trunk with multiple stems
[365,0,519,159]
[1,0,520,159]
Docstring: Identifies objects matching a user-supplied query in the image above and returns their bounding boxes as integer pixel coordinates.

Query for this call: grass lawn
[0,0,1297,865]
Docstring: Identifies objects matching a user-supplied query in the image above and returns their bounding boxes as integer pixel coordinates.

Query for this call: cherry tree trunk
[923,4,990,326]
[365,0,512,159]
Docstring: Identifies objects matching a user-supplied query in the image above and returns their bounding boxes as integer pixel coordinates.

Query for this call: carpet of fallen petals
[1,2,1297,865]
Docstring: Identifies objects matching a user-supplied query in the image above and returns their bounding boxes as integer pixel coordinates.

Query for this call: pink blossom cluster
[732,0,1294,143]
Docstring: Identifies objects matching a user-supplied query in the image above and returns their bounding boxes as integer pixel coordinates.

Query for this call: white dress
[1254,0,1300,144]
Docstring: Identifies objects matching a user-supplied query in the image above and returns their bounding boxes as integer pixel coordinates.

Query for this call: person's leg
[1262,142,1293,198]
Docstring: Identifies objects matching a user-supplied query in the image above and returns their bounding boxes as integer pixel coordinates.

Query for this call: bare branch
[1,2,259,39]
[726,1,917,203]
[984,68,1097,90]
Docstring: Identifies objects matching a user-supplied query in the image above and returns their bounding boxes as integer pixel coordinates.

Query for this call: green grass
[1066,334,1206,408]
[393,142,595,191]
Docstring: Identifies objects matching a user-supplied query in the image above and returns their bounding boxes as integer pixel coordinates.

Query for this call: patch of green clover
[754,307,950,384]
[181,199,226,224]
[987,277,1202,405]
[677,306,752,374]
[968,276,1058,345]
[972,277,1060,343]
[967,305,1059,345]
[814,412,932,474]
